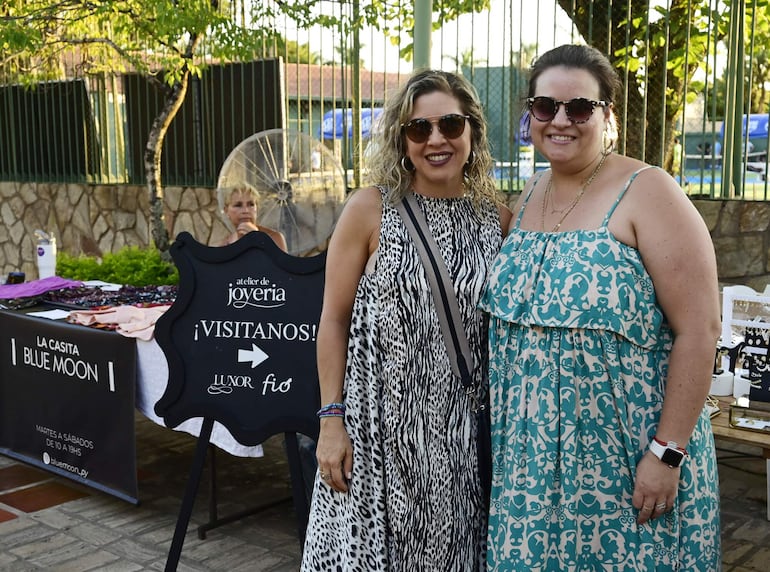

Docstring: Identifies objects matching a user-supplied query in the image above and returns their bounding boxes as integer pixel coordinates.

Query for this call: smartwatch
[648,436,688,468]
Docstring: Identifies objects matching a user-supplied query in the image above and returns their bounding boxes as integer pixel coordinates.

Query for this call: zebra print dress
[301,188,503,572]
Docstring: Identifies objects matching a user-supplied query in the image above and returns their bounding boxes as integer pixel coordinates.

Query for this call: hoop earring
[602,125,616,156]
[401,156,414,171]
[602,112,618,156]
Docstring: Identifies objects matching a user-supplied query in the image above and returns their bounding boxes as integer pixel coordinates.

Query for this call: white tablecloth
[135,339,264,458]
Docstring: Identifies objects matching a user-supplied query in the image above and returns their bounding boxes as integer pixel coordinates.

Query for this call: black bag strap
[395,191,482,411]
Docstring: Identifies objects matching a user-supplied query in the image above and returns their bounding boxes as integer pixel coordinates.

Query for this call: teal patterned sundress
[479,167,721,571]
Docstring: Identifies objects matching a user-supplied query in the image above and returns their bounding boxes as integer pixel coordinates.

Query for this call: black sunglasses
[526,96,608,124]
[401,113,470,143]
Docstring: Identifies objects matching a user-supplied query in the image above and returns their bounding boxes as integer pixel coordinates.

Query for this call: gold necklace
[541,153,608,232]
[547,190,570,214]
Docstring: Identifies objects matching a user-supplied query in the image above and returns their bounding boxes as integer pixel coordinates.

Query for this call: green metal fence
[0,0,767,200]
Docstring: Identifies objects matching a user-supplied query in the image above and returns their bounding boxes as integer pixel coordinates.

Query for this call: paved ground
[1,411,769,571]
[0,414,302,571]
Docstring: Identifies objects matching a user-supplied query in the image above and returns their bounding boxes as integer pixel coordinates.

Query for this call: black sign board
[745,325,770,402]
[0,309,138,503]
[154,231,323,445]
[155,232,325,569]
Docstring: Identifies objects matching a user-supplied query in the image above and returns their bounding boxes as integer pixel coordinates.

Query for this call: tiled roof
[283,63,406,103]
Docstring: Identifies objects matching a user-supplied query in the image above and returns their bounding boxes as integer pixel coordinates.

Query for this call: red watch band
[653,435,688,455]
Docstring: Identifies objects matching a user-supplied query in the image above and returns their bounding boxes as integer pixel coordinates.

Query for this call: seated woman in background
[218,185,288,251]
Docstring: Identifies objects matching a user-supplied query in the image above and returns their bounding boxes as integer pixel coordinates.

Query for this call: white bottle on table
[35,231,57,279]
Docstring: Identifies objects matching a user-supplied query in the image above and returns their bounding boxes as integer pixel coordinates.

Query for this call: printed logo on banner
[191,273,316,398]
[11,335,117,390]
[0,309,138,503]
[226,276,286,308]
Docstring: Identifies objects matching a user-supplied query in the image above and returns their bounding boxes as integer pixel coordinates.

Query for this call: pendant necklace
[547,191,569,214]
[541,153,608,232]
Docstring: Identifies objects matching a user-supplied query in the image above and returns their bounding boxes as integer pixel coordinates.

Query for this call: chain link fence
[1,1,767,199]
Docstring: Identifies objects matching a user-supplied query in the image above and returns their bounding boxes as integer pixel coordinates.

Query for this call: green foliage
[702,3,770,118]
[259,0,490,63]
[0,0,246,85]
[57,247,179,287]
[2,0,488,87]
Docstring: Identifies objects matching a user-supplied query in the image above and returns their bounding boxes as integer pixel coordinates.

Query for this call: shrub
[57,246,179,286]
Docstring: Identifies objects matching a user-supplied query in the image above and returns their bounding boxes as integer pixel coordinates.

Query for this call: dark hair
[365,69,497,205]
[528,44,621,104]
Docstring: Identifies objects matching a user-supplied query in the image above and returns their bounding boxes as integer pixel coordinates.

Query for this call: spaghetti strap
[513,171,547,229]
[601,165,659,226]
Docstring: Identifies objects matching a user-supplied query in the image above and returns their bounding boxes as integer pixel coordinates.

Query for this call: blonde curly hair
[364,69,498,206]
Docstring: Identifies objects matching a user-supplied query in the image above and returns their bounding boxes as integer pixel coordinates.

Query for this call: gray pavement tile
[100,536,167,564]
[0,552,20,566]
[29,507,82,529]
[134,525,175,547]
[51,550,122,572]
[227,552,297,572]
[0,514,38,536]
[26,537,101,568]
[731,519,770,544]
[76,562,146,572]
[2,415,768,571]
[0,564,37,572]
[262,563,305,572]
[743,547,770,571]
[59,495,133,520]
[8,531,80,561]
[67,519,126,545]
[0,518,58,551]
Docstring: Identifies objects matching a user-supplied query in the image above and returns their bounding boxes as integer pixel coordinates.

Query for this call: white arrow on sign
[238,343,269,368]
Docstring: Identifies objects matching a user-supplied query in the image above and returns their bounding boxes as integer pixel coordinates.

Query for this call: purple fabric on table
[0,276,83,300]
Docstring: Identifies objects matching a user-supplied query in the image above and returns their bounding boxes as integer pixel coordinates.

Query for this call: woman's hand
[632,452,680,525]
[315,417,354,493]
[236,221,259,238]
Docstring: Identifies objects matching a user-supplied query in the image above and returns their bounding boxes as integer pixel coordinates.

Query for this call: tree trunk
[144,75,191,257]
[144,33,204,257]
[556,0,699,167]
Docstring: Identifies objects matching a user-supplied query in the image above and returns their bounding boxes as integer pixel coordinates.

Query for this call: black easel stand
[284,431,312,546]
[164,423,311,572]
[197,445,290,540]
[196,432,309,545]
[165,417,214,572]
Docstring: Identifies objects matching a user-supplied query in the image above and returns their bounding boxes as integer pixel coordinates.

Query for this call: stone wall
[1,182,769,291]
[692,198,770,291]
[0,182,228,281]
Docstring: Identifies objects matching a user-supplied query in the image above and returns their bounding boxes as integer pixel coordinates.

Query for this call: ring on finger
[642,505,653,512]
[655,502,667,511]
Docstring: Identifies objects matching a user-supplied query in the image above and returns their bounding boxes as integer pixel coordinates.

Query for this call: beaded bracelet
[317,402,346,418]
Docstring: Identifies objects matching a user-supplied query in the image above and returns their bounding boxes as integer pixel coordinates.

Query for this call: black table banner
[154,231,323,445]
[0,309,138,503]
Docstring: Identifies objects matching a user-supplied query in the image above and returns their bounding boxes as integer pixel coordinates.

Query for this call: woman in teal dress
[480,44,722,570]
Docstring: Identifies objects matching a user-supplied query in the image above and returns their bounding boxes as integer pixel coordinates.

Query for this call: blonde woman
[218,185,287,251]
[302,69,511,571]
